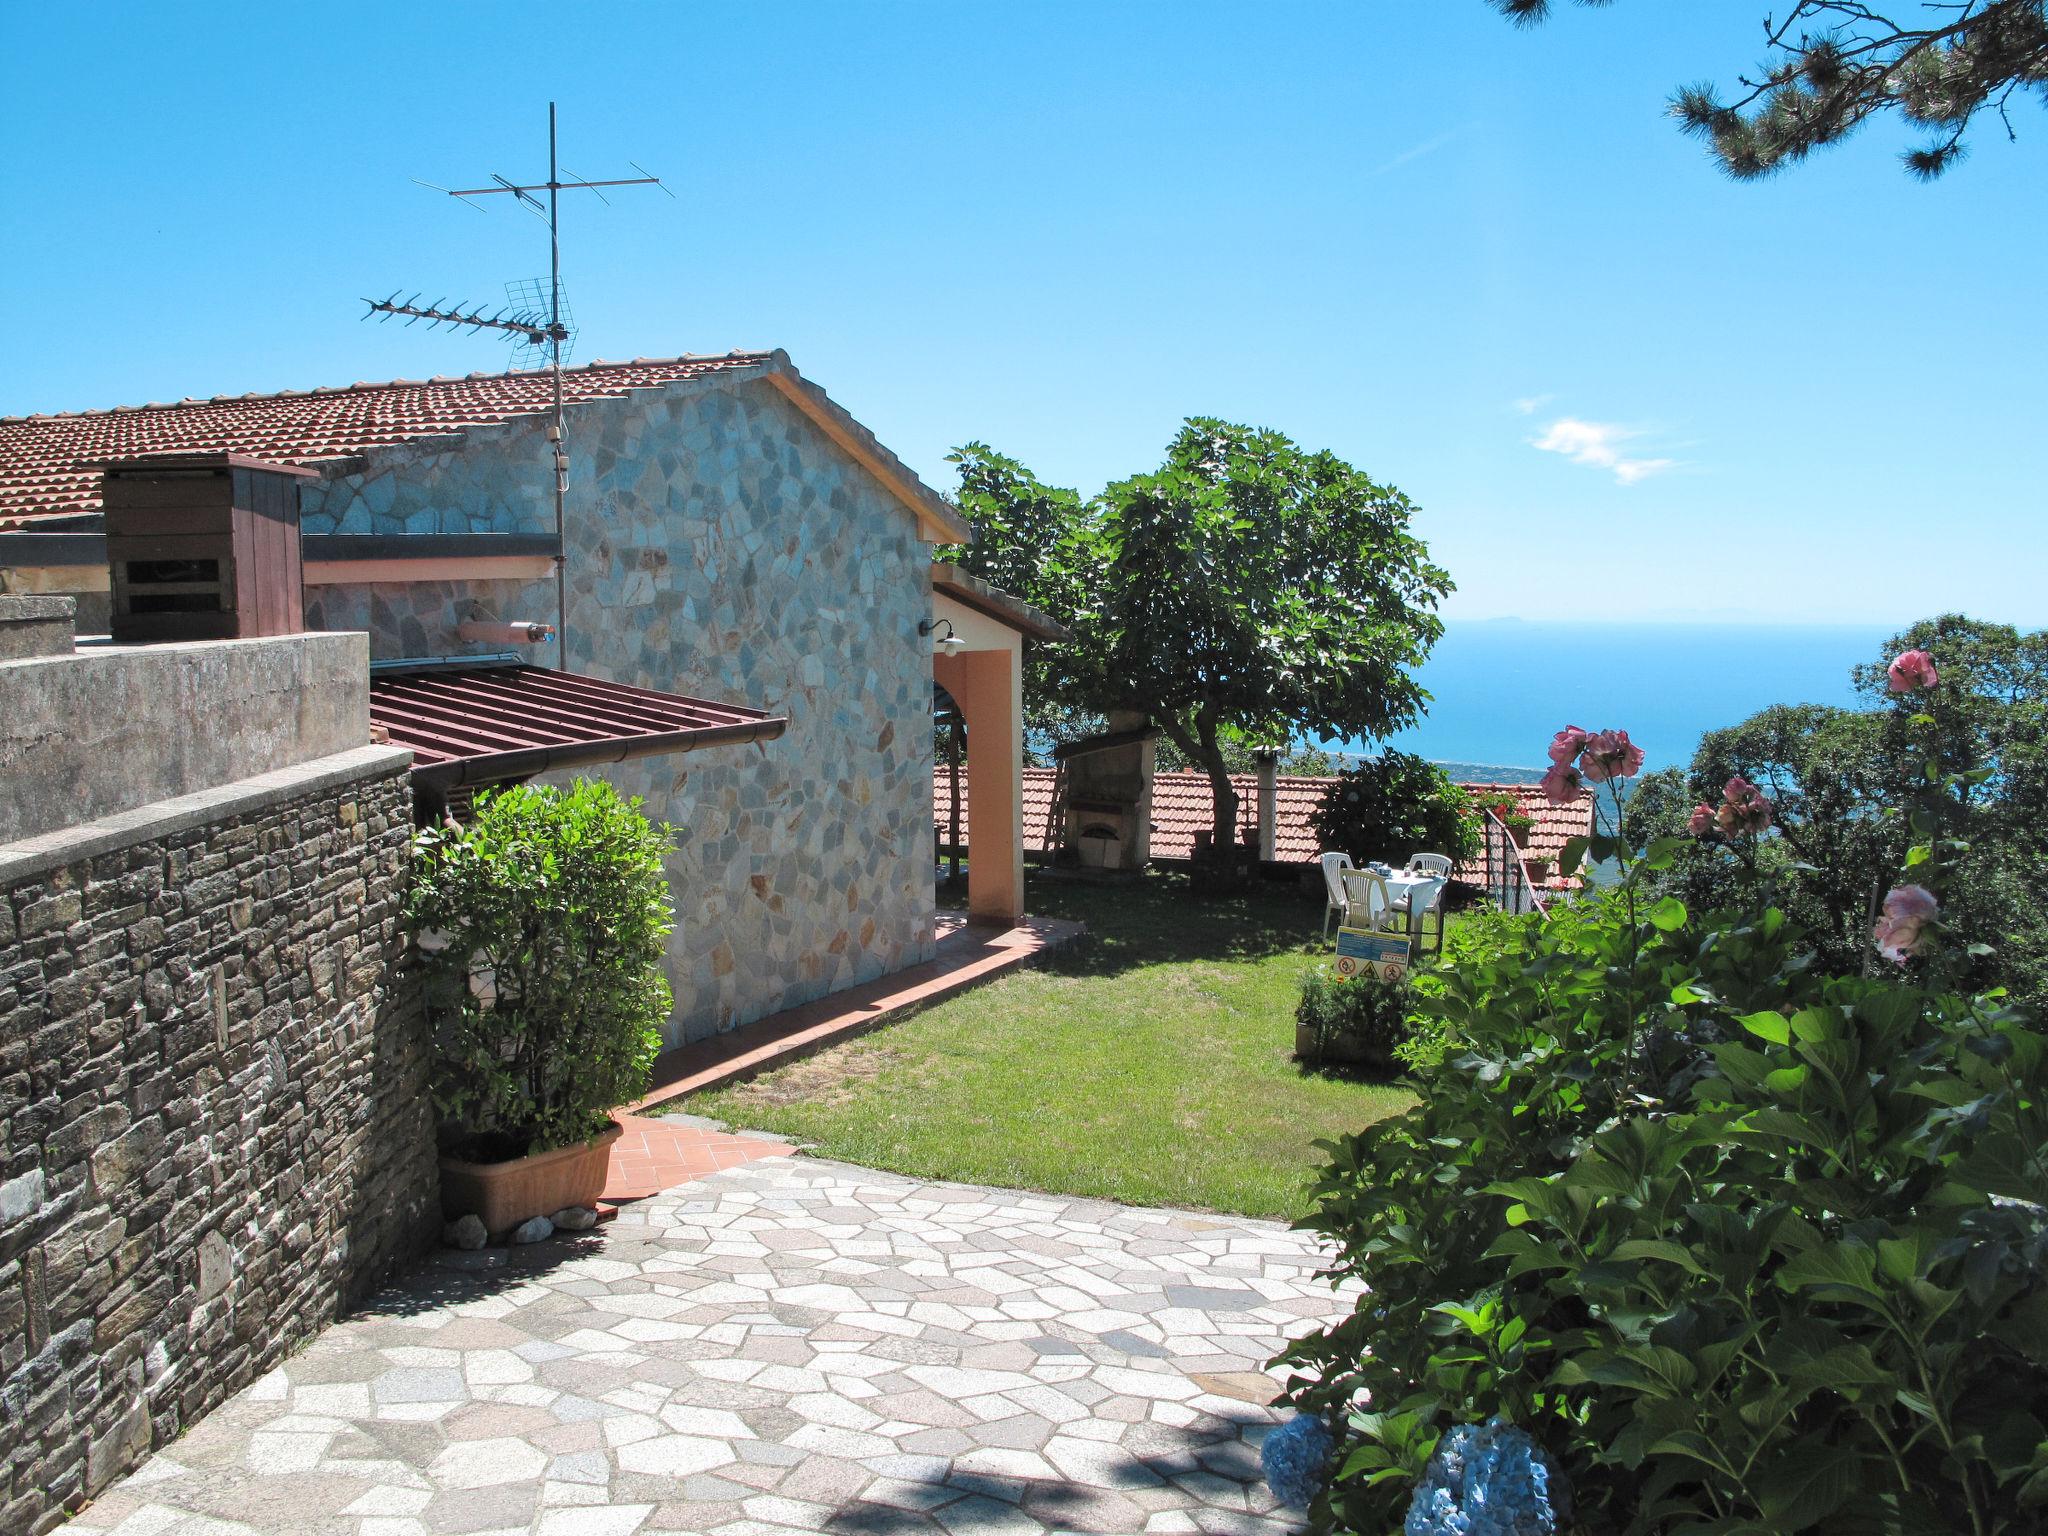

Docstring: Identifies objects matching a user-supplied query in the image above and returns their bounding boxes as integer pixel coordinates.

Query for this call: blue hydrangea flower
[1404,1417,1571,1536]
[1261,1413,1335,1509]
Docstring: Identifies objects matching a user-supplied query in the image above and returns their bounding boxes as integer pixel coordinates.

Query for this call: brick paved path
[74,1158,1352,1535]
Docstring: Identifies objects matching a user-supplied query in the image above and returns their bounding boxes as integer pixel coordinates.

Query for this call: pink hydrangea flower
[1888,649,1938,692]
[1873,884,1938,963]
[1579,729,1646,783]
[1715,775,1773,837]
[1548,726,1591,765]
[1540,760,1583,806]
[1687,803,1717,838]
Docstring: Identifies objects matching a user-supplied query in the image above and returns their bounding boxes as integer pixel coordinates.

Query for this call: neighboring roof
[1146,772,1329,862]
[933,766,1597,889]
[1453,782,1596,885]
[931,562,1074,644]
[0,350,971,543]
[371,663,786,791]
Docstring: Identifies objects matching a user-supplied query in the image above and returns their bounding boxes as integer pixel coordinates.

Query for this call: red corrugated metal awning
[370,664,787,790]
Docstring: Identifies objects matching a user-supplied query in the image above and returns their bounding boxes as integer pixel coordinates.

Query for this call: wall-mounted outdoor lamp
[920,617,966,655]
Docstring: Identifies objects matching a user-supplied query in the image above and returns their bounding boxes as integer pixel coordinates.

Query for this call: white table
[1339,868,1447,947]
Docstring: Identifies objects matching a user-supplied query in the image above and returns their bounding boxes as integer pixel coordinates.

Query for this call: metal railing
[1480,809,1551,918]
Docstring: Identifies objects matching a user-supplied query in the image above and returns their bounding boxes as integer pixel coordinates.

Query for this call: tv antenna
[363,102,672,669]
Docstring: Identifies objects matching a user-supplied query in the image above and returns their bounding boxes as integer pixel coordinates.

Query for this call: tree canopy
[1493,1,2048,178]
[942,421,1451,851]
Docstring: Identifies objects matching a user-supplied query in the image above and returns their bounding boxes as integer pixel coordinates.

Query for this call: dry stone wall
[0,746,436,1533]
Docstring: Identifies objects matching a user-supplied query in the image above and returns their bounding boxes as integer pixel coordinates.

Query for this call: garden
[1265,639,2048,1535]
[685,869,1426,1219]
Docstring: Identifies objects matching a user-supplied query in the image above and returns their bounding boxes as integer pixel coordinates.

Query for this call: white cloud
[1529,416,1678,485]
[1512,394,1552,416]
[1368,127,1468,179]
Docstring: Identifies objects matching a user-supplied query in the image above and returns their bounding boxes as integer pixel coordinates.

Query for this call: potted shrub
[1501,809,1534,848]
[1294,966,1415,1074]
[408,779,672,1237]
[1525,854,1552,884]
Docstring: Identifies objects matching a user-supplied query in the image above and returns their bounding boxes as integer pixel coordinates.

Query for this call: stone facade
[0,748,435,1534]
[304,371,938,1045]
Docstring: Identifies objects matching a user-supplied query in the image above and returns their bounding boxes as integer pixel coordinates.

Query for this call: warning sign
[1334,926,1412,983]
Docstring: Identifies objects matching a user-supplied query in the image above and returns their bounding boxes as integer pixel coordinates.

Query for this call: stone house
[0,352,1055,1046]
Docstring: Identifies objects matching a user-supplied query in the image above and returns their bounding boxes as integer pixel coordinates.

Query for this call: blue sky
[4,3,2041,626]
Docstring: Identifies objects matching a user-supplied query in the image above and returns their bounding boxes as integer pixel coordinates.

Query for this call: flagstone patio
[72,1156,1352,1536]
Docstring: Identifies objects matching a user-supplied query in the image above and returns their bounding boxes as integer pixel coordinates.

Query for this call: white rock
[511,1215,555,1245]
[443,1214,488,1250]
[551,1206,599,1231]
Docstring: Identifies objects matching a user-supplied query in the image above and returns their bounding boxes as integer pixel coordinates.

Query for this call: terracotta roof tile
[934,767,1596,887]
[0,353,775,528]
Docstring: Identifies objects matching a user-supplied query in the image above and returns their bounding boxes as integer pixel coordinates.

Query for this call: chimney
[102,454,317,644]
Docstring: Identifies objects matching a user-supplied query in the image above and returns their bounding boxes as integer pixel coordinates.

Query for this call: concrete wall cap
[0,594,77,622]
[0,744,413,887]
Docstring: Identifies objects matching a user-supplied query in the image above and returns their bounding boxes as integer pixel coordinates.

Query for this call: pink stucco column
[933,646,1024,926]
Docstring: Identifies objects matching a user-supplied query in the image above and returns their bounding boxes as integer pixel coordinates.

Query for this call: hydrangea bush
[1276,655,2048,1534]
[1264,1413,1336,1509]
[1405,1418,1570,1536]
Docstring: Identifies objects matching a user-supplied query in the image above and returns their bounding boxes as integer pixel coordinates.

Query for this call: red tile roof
[372,663,786,790]
[0,353,775,528]
[933,767,1595,887]
[1451,783,1598,891]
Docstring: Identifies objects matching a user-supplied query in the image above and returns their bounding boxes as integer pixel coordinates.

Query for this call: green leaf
[1786,1007,1841,1045]
[1644,835,1691,872]
[1646,1429,1734,1476]
[1783,1343,1895,1396]
[1558,833,1591,878]
[1762,1064,1810,1093]
[1737,1107,1829,1148]
[1737,1011,1791,1046]
[1756,1441,1859,1530]
[1777,1244,1888,1308]
[1649,896,1688,932]
[1610,1238,1708,1276]
[1427,1301,1495,1337]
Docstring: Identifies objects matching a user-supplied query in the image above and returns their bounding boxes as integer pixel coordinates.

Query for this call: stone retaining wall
[0,745,435,1533]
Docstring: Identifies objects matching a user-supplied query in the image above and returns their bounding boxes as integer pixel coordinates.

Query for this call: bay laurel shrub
[1279,712,2048,1534]
[407,779,672,1159]
[1309,751,1481,867]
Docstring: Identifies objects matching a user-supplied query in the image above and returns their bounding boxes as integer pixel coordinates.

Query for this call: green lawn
[678,868,1420,1219]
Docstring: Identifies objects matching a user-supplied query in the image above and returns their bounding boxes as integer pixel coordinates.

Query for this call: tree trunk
[1196,714,1239,853]
[1153,708,1238,853]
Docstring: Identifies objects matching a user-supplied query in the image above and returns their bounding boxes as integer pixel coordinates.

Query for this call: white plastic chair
[1319,852,1355,938]
[1339,867,1397,932]
[1405,852,1454,877]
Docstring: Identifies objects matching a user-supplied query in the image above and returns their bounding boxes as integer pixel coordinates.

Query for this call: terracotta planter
[439,1120,623,1236]
[1508,824,1532,849]
[1526,859,1552,885]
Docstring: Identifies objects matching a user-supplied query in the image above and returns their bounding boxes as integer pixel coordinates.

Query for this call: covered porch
[928,562,1073,927]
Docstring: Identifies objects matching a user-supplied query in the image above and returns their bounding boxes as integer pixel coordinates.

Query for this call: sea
[1327,619,1895,780]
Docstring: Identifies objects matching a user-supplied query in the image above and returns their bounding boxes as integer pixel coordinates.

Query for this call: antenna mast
[364,103,671,670]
